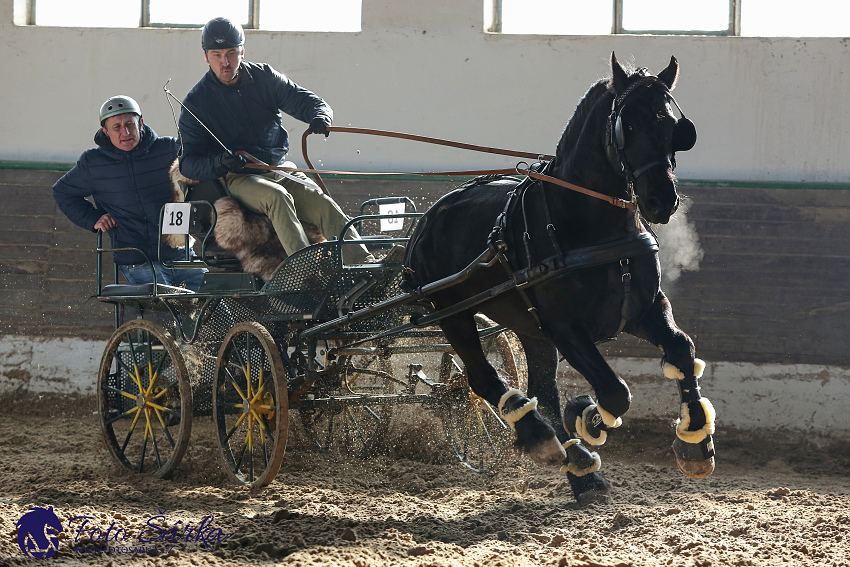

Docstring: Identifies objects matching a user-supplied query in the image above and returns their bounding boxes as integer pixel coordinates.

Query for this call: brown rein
[240,126,637,211]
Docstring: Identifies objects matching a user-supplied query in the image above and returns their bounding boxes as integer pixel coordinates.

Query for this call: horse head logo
[16,506,63,559]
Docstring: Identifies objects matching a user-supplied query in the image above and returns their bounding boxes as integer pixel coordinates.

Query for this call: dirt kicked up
[1,392,848,567]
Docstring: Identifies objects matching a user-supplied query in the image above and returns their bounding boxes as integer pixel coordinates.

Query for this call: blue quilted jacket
[53,124,184,265]
[178,61,332,181]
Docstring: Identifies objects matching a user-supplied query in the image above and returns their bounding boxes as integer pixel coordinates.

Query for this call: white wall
[2,0,849,181]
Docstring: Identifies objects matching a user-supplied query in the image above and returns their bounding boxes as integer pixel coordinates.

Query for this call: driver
[178,17,381,265]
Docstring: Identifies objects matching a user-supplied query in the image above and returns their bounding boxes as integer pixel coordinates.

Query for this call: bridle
[605,73,697,187]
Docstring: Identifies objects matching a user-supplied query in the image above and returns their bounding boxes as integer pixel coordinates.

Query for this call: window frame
[488,0,742,36]
[614,0,740,36]
[26,0,261,28]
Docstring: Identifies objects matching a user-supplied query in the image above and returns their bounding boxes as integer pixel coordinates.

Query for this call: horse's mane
[554,79,609,161]
[552,65,651,167]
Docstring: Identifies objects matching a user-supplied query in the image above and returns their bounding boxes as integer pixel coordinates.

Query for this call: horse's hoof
[524,436,567,466]
[672,435,716,479]
[567,471,612,505]
[561,439,601,476]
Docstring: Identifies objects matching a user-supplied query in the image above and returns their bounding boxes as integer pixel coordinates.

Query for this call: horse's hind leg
[439,311,565,466]
[544,322,631,447]
[630,290,715,479]
[514,333,610,503]
[515,335,563,439]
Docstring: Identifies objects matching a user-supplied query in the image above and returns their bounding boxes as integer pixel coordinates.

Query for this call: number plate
[162,203,191,234]
[379,203,406,232]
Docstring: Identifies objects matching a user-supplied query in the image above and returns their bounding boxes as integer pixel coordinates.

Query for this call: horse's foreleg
[439,312,565,466]
[546,323,630,446]
[631,290,715,479]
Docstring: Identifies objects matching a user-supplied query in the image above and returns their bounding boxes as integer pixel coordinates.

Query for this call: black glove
[218,151,247,173]
[310,116,331,137]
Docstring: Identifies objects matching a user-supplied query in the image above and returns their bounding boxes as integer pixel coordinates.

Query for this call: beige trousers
[222,167,374,264]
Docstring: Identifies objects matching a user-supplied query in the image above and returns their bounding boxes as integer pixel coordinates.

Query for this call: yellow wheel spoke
[245,414,254,452]
[232,409,247,429]
[144,408,153,440]
[346,371,362,389]
[230,378,247,401]
[117,389,138,401]
[128,405,143,433]
[130,364,144,392]
[146,361,156,395]
[245,363,252,399]
[153,407,168,429]
[152,388,169,400]
[251,383,266,405]
[250,409,269,434]
[252,410,268,446]
[146,400,168,412]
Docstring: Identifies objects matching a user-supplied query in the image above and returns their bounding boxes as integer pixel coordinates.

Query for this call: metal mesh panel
[183,298,261,416]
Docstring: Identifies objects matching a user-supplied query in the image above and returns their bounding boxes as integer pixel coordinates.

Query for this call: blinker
[672,117,697,152]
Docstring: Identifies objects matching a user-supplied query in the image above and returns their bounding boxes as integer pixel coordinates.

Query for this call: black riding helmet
[201,17,244,51]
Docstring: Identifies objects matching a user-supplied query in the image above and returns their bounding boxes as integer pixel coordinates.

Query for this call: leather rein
[241,126,638,212]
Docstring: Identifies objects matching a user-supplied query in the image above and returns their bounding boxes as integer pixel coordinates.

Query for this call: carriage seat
[100,283,194,297]
[168,159,325,281]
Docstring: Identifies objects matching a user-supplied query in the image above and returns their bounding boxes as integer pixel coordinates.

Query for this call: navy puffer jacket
[53,124,184,265]
[178,61,332,181]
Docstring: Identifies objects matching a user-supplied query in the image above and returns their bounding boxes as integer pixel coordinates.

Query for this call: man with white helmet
[53,96,206,291]
[178,17,378,265]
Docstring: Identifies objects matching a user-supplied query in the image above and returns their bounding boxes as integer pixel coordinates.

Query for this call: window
[488,0,850,37]
[26,0,361,32]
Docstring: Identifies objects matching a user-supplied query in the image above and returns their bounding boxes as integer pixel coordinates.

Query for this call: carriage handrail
[337,212,423,268]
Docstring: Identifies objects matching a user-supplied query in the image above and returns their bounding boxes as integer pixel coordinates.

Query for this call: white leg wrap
[560,452,602,477]
[498,389,537,431]
[676,398,716,443]
[663,358,706,381]
[576,404,608,445]
[597,404,622,429]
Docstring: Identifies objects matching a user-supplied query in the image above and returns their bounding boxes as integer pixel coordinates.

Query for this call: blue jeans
[119,261,207,292]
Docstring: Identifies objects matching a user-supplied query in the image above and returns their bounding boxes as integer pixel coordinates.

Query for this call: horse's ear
[658,56,680,90]
[610,51,629,93]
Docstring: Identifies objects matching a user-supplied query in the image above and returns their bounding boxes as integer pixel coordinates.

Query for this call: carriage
[94,180,525,488]
[93,53,715,502]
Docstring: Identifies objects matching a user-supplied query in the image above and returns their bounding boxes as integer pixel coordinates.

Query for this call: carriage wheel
[439,315,525,474]
[97,320,192,479]
[213,322,289,488]
[299,350,394,459]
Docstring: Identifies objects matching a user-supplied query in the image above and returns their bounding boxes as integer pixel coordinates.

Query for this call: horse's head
[606,53,697,224]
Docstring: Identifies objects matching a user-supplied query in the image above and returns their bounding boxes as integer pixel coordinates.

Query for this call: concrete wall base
[2,335,848,439]
[558,357,850,439]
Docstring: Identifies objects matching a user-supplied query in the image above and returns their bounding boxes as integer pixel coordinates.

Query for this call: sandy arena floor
[1,392,848,567]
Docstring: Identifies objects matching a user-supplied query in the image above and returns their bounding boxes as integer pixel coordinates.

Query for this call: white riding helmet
[99,95,142,125]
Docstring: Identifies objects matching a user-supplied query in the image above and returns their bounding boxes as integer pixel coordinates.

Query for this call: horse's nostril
[645,197,663,215]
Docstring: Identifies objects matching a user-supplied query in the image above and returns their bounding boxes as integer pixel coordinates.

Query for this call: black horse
[402,53,714,502]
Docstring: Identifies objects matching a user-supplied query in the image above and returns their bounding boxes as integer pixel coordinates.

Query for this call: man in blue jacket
[53,96,206,291]
[178,17,376,265]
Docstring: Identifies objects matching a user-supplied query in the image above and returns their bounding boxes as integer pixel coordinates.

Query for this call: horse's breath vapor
[656,196,704,283]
